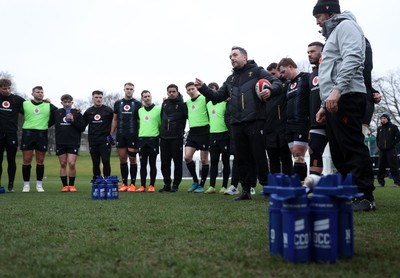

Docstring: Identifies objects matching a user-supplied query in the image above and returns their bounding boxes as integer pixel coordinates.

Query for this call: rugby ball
[303,174,321,187]
[255,79,272,100]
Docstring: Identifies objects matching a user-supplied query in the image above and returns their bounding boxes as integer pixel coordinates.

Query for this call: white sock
[24,181,30,187]
[36,180,43,187]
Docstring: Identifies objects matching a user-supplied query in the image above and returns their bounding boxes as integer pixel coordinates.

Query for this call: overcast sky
[2,0,399,108]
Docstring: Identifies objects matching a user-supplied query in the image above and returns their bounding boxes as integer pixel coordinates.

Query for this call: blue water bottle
[310,193,339,263]
[111,176,119,199]
[106,179,113,200]
[104,176,119,199]
[91,180,99,200]
[265,174,287,257]
[337,197,354,258]
[65,105,71,122]
[337,174,360,259]
[113,183,119,199]
[269,194,283,256]
[98,181,106,200]
[281,194,311,263]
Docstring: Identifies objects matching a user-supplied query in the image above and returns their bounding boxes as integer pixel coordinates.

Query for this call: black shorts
[186,132,209,150]
[265,132,289,149]
[286,131,309,149]
[21,130,48,152]
[116,133,138,149]
[138,138,159,155]
[209,138,230,153]
[56,144,80,156]
[0,133,18,150]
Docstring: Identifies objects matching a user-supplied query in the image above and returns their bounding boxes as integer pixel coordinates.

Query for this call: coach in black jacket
[195,46,281,200]
[376,113,400,186]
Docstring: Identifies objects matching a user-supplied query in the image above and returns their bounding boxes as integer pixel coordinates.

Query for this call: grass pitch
[0,153,399,277]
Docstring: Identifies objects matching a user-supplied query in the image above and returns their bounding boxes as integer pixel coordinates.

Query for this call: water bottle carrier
[266,173,361,263]
[92,176,119,200]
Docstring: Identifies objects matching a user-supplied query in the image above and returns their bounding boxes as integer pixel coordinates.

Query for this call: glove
[107,134,116,146]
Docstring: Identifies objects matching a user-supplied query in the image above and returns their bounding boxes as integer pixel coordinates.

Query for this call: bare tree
[297,60,312,73]
[103,92,122,108]
[0,71,15,88]
[73,98,90,112]
[80,92,123,111]
[0,71,26,97]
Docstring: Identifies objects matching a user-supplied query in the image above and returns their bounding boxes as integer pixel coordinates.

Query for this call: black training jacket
[377,121,400,151]
[265,77,288,134]
[0,93,25,133]
[199,60,282,125]
[83,105,113,145]
[160,93,187,140]
[54,108,86,146]
[286,72,310,133]
[309,66,325,129]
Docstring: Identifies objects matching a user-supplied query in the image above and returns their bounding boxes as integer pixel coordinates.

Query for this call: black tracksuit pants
[377,149,400,185]
[0,133,18,186]
[160,138,183,187]
[231,120,269,192]
[89,142,111,179]
[325,93,375,200]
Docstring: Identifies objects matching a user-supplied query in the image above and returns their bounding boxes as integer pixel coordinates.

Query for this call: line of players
[0,80,230,195]
[0,42,379,198]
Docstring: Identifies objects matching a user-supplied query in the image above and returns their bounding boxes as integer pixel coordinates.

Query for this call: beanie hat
[313,0,341,16]
[380,113,390,121]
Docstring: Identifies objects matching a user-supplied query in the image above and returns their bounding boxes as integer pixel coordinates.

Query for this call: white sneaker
[22,185,30,193]
[36,185,45,192]
[250,188,256,195]
[224,185,239,195]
